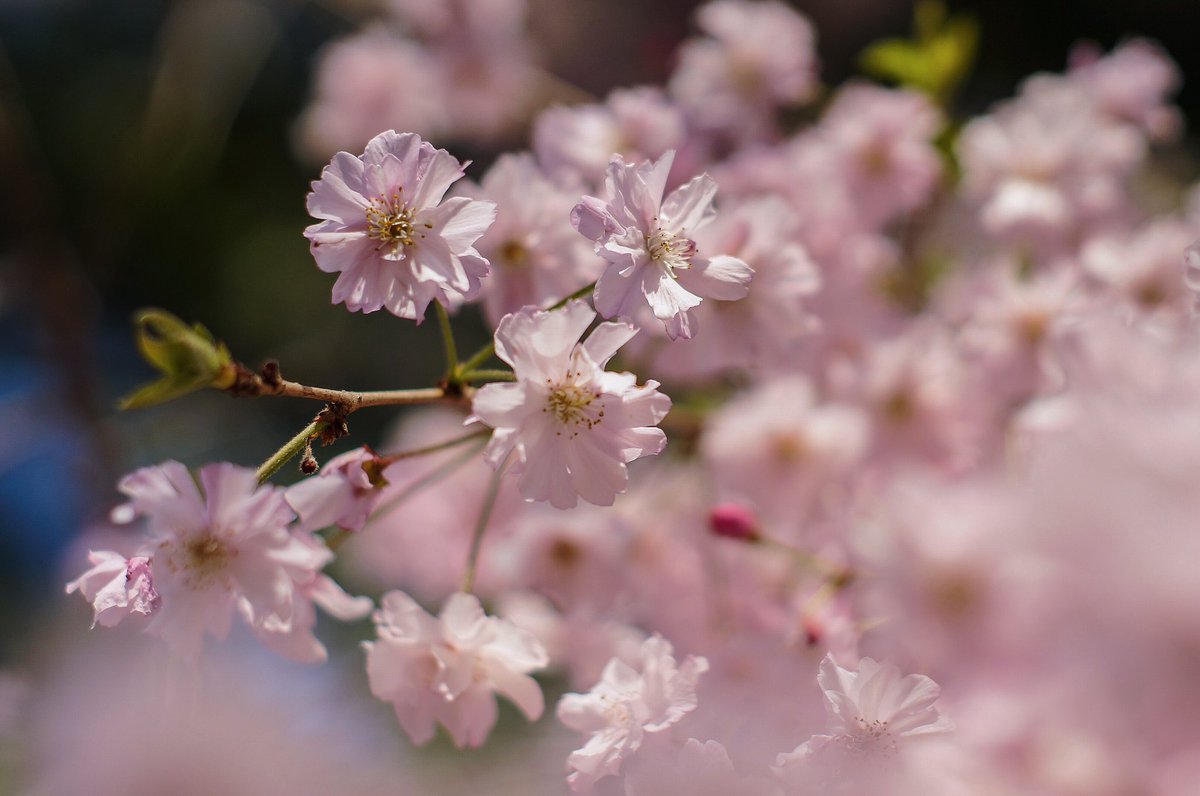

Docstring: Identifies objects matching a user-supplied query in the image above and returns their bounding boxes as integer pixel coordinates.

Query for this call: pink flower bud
[709,502,760,541]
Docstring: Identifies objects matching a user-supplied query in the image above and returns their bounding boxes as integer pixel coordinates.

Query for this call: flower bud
[119,309,235,409]
[708,502,761,542]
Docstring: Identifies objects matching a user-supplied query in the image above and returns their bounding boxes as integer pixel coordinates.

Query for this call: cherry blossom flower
[460,153,600,325]
[1082,218,1195,322]
[818,84,944,229]
[1067,38,1182,141]
[295,29,447,161]
[626,196,820,379]
[470,300,671,509]
[556,635,709,791]
[305,130,496,320]
[700,376,869,534]
[670,0,819,141]
[69,461,369,661]
[818,654,953,740]
[532,86,687,188]
[363,590,548,748]
[571,150,753,339]
[775,654,952,791]
[65,551,159,628]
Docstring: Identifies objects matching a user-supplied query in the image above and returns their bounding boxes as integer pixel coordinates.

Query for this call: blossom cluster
[50,1,1200,794]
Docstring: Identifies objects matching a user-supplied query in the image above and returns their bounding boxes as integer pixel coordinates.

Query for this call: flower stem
[256,419,325,484]
[435,302,460,377]
[376,429,491,466]
[273,382,458,410]
[547,280,597,311]
[458,340,498,376]
[455,281,599,376]
[461,454,510,594]
[369,441,485,523]
[460,369,516,383]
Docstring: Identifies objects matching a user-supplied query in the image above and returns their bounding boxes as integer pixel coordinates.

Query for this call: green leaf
[119,309,235,409]
[860,0,978,105]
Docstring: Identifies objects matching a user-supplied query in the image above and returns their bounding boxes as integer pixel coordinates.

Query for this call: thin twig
[256,419,325,484]
[461,453,510,594]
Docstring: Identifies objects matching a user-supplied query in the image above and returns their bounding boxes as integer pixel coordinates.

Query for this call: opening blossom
[571,150,753,340]
[363,590,548,748]
[469,300,671,509]
[305,130,496,320]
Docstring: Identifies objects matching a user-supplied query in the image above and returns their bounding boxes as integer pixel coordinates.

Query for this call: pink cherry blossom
[79,460,368,661]
[556,634,709,791]
[571,150,753,339]
[1067,38,1181,141]
[626,196,821,379]
[305,130,496,320]
[700,376,869,534]
[670,0,819,141]
[295,29,448,161]
[775,654,952,791]
[65,551,159,628]
[818,83,944,229]
[1082,217,1195,322]
[532,86,687,188]
[460,153,600,325]
[284,446,388,534]
[363,590,548,748]
[470,300,671,509]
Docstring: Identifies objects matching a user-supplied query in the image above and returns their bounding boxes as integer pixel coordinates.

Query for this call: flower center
[366,193,416,253]
[161,532,236,590]
[544,379,603,436]
[500,239,529,268]
[842,718,899,755]
[646,226,697,276]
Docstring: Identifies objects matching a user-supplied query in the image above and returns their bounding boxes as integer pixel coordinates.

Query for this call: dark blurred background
[0,0,1197,655]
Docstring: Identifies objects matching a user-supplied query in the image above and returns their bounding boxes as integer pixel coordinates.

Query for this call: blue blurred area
[0,315,86,604]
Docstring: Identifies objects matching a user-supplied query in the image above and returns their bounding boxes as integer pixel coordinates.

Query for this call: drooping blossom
[285,446,389,534]
[571,151,753,340]
[557,634,709,791]
[469,300,671,509]
[65,551,160,628]
[363,590,548,748]
[69,461,369,661]
[305,130,496,320]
